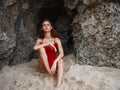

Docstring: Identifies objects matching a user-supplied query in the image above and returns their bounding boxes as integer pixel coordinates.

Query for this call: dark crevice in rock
[36,0,74,55]
[37,0,66,24]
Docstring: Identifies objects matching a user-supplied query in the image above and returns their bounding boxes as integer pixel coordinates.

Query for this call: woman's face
[42,21,52,32]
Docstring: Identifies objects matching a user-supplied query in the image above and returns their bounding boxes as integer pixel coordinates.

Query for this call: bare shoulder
[36,38,42,43]
[54,38,61,44]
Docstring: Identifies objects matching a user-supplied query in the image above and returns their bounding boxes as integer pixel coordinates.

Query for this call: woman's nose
[45,24,48,27]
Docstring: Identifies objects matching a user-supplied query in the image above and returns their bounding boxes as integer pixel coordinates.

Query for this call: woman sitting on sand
[33,19,64,87]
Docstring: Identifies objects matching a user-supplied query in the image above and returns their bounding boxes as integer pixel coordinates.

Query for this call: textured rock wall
[0,0,73,69]
[0,0,120,69]
[71,1,120,68]
[0,0,44,69]
[55,16,73,54]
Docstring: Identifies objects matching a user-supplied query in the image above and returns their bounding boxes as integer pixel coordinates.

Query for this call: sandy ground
[0,54,120,90]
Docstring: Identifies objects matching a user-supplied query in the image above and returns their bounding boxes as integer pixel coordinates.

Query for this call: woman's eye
[47,24,50,26]
[43,24,47,26]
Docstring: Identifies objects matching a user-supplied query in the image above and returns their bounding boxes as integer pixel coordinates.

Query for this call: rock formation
[71,0,120,68]
[0,0,73,69]
[0,0,120,69]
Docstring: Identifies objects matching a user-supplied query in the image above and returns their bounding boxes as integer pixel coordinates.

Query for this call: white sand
[0,54,120,90]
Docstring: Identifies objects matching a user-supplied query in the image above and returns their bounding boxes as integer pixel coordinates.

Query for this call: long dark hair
[39,19,59,39]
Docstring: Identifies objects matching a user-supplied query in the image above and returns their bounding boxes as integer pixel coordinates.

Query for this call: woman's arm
[54,38,64,62]
[33,39,50,50]
[51,38,64,73]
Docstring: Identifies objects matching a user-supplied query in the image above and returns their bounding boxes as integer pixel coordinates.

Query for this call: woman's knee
[39,47,45,53]
[58,59,63,66]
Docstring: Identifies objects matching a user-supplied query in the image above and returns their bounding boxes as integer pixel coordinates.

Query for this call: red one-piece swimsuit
[43,39,58,69]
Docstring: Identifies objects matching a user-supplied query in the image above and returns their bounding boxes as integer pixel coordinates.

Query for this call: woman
[33,19,64,87]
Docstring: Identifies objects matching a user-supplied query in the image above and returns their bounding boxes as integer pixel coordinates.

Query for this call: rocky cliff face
[0,0,73,69]
[0,0,40,69]
[0,0,120,69]
[71,0,120,68]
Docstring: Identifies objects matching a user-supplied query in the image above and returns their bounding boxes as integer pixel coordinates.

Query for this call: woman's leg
[56,59,63,87]
[39,47,52,75]
[38,56,47,73]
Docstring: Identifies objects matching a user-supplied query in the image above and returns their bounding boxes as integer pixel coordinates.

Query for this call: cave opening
[38,0,66,24]
[35,0,74,55]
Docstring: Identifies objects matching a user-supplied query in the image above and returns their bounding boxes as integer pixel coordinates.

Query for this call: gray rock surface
[72,1,120,68]
[0,0,42,69]
[0,0,72,69]
[0,0,120,69]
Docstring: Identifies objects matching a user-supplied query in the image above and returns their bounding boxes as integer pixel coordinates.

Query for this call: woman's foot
[55,79,62,87]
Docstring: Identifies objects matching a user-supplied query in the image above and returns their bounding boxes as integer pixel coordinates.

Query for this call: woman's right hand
[48,43,57,52]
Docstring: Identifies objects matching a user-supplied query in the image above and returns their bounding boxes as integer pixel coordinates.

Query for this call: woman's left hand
[51,60,57,74]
